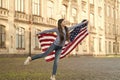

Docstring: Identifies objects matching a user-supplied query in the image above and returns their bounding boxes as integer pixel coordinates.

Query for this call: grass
[0,58,52,80]
[0,57,120,80]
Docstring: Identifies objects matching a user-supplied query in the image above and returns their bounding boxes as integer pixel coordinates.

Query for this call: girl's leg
[24,43,56,65]
[52,48,62,75]
[31,43,55,60]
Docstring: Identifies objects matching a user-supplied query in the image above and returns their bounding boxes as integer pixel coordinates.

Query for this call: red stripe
[41,34,57,37]
[40,39,55,42]
[41,44,52,47]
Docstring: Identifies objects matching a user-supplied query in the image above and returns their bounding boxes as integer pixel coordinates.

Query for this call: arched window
[0,25,6,48]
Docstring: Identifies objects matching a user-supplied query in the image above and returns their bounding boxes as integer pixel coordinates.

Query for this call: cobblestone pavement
[0,56,120,80]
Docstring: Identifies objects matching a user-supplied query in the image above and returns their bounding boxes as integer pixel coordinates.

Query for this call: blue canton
[70,23,87,42]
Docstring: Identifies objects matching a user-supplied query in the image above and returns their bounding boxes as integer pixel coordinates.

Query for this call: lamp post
[114,0,117,55]
[29,15,32,56]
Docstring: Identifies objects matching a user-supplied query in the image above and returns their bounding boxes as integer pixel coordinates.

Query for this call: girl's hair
[58,19,69,44]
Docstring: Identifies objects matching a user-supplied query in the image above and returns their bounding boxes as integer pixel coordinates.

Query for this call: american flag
[38,23,88,62]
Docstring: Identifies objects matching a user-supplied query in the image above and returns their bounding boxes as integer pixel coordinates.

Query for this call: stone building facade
[0,0,120,56]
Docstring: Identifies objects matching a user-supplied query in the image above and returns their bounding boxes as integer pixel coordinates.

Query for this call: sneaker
[24,56,31,65]
[50,75,56,80]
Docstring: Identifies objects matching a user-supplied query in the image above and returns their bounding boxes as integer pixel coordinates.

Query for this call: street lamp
[114,0,117,55]
[29,15,32,56]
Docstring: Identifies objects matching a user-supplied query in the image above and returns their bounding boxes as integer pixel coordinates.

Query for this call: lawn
[0,57,120,80]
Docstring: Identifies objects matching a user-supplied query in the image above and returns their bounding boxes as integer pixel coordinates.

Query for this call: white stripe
[39,36,56,40]
[41,46,50,50]
[40,42,53,45]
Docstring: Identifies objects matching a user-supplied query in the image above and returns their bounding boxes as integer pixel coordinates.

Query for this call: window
[90,0,94,4]
[98,0,102,6]
[107,5,110,16]
[98,7,103,29]
[82,1,86,12]
[91,37,95,52]
[32,0,40,15]
[112,24,116,35]
[113,42,116,53]
[116,10,118,19]
[0,0,8,9]
[90,13,94,27]
[117,42,119,53]
[72,8,77,17]
[15,0,24,12]
[105,41,107,54]
[98,7,102,17]
[35,29,41,49]
[99,38,102,52]
[118,26,120,35]
[47,1,54,18]
[16,27,25,49]
[61,5,67,18]
[71,8,77,22]
[111,7,114,18]
[109,41,111,53]
[81,11,86,19]
[98,16,101,27]
[0,25,6,48]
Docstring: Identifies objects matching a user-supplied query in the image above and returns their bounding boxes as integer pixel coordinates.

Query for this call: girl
[24,19,88,80]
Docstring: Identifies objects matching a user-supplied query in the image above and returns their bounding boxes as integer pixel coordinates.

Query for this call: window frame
[15,0,25,12]
[16,27,25,49]
[34,29,41,50]
[32,0,41,16]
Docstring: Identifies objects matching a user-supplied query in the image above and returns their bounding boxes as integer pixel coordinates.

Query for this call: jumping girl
[24,19,88,80]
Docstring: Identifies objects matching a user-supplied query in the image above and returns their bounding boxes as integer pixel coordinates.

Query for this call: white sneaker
[50,75,56,80]
[24,56,31,65]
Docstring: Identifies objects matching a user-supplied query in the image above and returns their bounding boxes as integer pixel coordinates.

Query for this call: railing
[66,21,77,26]
[47,18,57,26]
[32,15,44,24]
[0,8,8,18]
[14,11,29,21]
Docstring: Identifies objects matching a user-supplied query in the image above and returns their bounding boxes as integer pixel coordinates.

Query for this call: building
[104,0,120,55]
[0,0,120,56]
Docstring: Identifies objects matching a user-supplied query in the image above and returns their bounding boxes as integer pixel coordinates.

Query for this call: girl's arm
[68,20,88,31]
[37,28,57,34]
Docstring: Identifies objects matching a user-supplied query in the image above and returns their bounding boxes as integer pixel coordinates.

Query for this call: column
[8,0,15,54]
